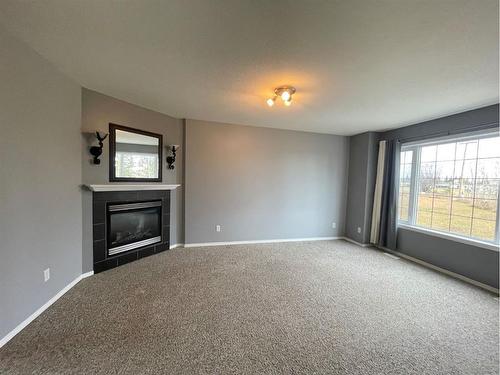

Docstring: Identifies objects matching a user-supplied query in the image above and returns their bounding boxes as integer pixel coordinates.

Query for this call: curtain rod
[397,121,499,144]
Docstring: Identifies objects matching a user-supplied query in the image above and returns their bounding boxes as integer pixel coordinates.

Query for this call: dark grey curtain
[377,139,401,249]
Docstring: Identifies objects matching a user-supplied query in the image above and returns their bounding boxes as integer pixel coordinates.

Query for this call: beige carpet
[0,240,498,374]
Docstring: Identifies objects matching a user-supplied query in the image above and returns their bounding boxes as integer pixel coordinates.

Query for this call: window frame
[398,131,500,249]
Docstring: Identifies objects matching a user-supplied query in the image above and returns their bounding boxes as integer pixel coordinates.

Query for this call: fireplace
[107,201,162,256]
[89,187,175,274]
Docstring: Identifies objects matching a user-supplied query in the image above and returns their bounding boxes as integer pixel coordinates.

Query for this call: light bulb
[281,90,291,102]
[284,99,292,106]
[266,98,275,107]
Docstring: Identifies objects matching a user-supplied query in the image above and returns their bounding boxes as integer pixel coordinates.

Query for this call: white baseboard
[184,236,340,248]
[169,243,184,249]
[0,271,93,348]
[382,252,400,260]
[378,246,499,295]
[341,237,372,247]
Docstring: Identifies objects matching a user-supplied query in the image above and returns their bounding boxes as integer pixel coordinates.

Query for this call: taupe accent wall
[184,119,349,244]
[0,28,82,338]
[81,89,184,273]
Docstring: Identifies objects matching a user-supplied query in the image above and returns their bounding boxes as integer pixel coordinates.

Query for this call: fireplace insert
[107,200,162,256]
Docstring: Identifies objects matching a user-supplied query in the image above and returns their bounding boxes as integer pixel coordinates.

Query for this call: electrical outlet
[332,222,336,229]
[216,225,221,232]
[44,268,50,282]
[357,227,362,234]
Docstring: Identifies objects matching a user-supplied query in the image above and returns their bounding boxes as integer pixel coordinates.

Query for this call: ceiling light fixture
[267,86,296,107]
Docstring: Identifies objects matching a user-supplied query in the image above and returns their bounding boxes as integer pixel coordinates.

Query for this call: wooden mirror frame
[109,123,163,182]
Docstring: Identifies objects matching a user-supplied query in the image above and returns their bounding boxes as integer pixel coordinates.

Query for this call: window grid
[429,145,437,230]
[399,133,500,244]
[448,142,458,232]
[468,152,480,237]
[398,150,415,223]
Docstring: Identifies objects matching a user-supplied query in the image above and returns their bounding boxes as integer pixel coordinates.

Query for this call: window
[398,131,500,245]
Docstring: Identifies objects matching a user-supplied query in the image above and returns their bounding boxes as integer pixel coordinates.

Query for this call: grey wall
[345,132,379,243]
[81,89,184,272]
[383,105,499,289]
[363,133,379,243]
[397,228,499,288]
[184,119,349,244]
[0,28,82,338]
[346,104,499,288]
[381,105,499,143]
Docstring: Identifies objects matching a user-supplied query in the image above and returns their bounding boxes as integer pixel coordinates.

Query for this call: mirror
[109,123,163,182]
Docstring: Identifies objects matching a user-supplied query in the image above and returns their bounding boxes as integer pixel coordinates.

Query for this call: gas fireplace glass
[107,201,161,256]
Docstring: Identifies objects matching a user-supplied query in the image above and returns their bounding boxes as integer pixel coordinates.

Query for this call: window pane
[473,199,497,220]
[400,183,411,194]
[401,150,413,164]
[398,150,413,222]
[471,218,496,241]
[400,204,409,222]
[475,179,499,199]
[456,140,478,160]
[435,161,455,180]
[453,160,476,179]
[399,193,410,221]
[419,162,435,179]
[421,145,437,162]
[451,197,473,218]
[431,213,450,232]
[433,196,451,214]
[419,179,435,194]
[450,215,472,237]
[436,142,456,161]
[403,150,413,164]
[417,192,433,212]
[452,179,475,199]
[400,164,412,180]
[478,137,500,158]
[434,179,453,196]
[416,209,432,227]
[476,158,500,179]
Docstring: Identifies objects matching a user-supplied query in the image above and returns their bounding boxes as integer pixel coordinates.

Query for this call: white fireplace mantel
[84,184,180,192]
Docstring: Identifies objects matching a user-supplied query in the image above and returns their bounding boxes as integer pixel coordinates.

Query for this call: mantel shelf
[84,184,180,192]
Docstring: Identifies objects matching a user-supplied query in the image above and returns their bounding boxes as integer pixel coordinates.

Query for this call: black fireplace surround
[92,190,170,273]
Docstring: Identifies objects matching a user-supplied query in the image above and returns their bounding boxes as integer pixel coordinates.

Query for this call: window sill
[398,224,499,252]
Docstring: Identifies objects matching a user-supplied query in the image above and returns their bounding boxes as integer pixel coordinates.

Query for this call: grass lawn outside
[399,193,497,242]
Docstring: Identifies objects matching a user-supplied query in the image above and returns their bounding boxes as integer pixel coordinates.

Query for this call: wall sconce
[167,144,179,170]
[89,131,108,165]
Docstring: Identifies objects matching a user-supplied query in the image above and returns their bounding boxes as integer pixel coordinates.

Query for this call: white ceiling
[0,0,498,135]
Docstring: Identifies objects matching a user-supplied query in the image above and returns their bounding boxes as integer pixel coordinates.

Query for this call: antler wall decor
[167,144,179,170]
[89,131,108,165]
